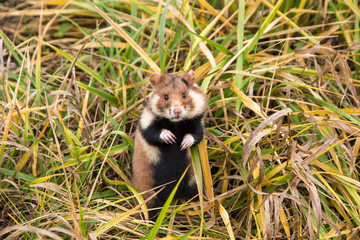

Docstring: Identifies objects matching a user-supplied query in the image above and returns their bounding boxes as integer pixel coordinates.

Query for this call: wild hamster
[131,71,207,220]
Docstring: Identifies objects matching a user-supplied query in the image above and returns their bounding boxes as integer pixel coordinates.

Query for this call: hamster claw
[160,129,176,144]
[180,134,195,150]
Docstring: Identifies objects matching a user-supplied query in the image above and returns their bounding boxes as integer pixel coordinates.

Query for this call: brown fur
[182,71,196,86]
[131,129,155,199]
[155,79,193,114]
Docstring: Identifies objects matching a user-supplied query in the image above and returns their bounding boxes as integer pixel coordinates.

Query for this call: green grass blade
[0,29,33,84]
[159,0,170,72]
[235,0,245,119]
[0,168,36,182]
[244,0,285,57]
[307,95,360,126]
[77,81,118,105]
[42,41,112,88]
[187,30,234,56]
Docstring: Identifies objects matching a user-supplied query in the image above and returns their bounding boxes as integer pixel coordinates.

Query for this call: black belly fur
[139,115,204,218]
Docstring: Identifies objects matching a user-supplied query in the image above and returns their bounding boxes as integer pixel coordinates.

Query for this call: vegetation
[1,0,360,239]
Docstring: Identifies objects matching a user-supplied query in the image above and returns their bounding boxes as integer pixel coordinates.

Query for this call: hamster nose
[173,107,183,116]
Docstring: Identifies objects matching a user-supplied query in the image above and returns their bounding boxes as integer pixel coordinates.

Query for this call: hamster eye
[164,95,169,100]
[182,93,186,98]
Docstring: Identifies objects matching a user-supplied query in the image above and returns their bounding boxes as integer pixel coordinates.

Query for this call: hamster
[131,71,207,220]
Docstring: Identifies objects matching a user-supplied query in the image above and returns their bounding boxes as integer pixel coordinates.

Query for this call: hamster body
[131,71,207,219]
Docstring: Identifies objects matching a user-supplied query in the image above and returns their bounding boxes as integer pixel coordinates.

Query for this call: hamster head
[148,71,207,121]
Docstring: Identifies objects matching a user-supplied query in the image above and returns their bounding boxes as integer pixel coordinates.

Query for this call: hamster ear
[182,70,196,87]
[149,73,170,89]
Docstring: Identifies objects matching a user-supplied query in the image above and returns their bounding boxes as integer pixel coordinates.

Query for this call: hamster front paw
[160,129,176,144]
[180,134,195,150]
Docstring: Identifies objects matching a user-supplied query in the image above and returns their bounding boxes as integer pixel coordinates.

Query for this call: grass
[1,0,360,239]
